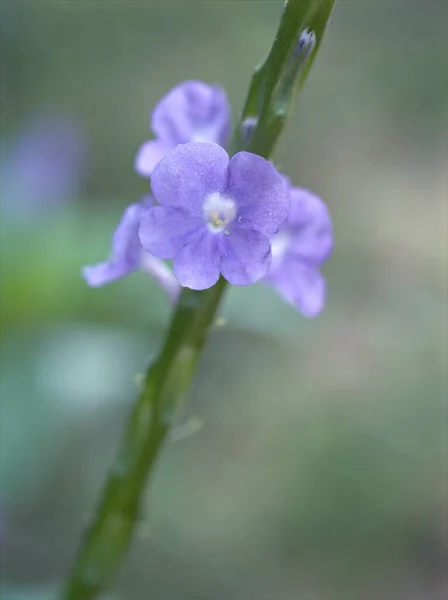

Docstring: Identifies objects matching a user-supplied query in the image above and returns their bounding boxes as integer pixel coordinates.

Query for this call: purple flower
[265,181,333,317]
[0,114,87,220]
[139,142,289,290]
[82,197,180,303]
[135,80,231,177]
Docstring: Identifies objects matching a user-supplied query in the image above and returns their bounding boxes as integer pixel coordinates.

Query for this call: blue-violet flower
[0,115,87,220]
[82,197,180,303]
[265,182,333,317]
[139,142,289,290]
[135,80,231,177]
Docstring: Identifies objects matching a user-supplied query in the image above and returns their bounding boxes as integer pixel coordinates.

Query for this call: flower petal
[110,203,144,261]
[173,228,220,290]
[134,139,172,177]
[82,202,143,287]
[141,254,180,304]
[226,152,289,236]
[139,205,202,259]
[288,186,333,263]
[220,227,271,285]
[141,194,156,208]
[151,142,229,215]
[82,261,134,287]
[151,80,231,147]
[268,258,326,317]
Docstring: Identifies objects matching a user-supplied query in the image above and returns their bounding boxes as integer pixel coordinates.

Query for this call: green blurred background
[0,1,446,599]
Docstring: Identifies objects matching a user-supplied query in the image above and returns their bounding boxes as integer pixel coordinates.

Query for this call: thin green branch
[60,1,335,598]
[60,282,226,599]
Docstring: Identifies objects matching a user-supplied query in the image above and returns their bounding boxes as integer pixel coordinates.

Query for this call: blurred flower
[265,179,333,317]
[82,196,180,303]
[135,80,231,177]
[139,142,288,290]
[0,114,88,220]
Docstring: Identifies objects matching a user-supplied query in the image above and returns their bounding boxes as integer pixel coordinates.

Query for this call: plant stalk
[61,1,335,598]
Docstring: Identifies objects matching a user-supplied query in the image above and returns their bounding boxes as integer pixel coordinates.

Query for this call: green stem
[235,0,335,158]
[61,281,226,599]
[61,1,335,598]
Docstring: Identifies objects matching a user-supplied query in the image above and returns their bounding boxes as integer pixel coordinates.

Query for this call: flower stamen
[203,192,236,233]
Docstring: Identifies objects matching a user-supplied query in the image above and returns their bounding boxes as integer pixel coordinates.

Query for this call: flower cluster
[83,80,333,317]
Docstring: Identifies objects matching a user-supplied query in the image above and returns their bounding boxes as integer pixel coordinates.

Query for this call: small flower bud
[294,29,316,62]
[272,29,317,113]
[240,116,258,145]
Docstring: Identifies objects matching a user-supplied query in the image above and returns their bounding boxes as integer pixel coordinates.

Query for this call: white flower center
[192,126,218,143]
[271,230,291,262]
[203,192,236,233]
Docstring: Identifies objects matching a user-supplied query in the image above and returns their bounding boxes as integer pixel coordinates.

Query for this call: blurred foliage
[0,1,446,599]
